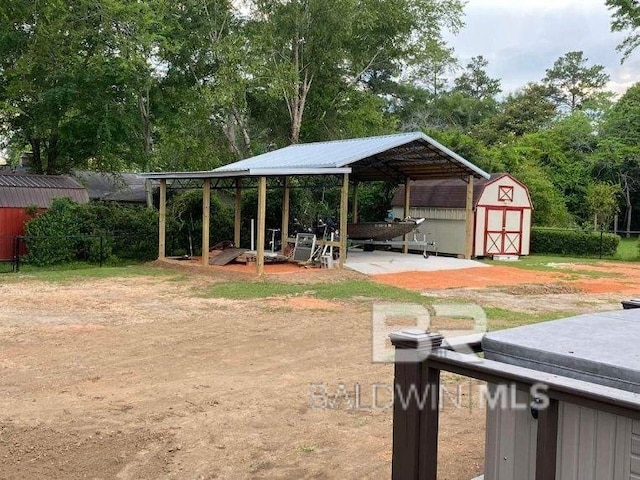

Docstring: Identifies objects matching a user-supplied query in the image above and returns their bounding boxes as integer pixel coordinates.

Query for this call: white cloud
[446,0,639,96]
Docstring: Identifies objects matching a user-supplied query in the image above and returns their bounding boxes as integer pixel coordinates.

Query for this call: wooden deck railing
[389,330,640,480]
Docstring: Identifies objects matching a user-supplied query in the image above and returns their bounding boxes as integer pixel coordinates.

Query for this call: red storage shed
[0,174,89,260]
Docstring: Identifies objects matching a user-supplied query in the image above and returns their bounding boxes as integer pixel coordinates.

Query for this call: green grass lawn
[6,262,184,282]
[613,237,640,261]
[482,236,639,275]
[483,307,577,331]
[202,279,430,303]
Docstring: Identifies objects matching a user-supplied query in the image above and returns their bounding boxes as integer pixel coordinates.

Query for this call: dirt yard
[0,259,636,479]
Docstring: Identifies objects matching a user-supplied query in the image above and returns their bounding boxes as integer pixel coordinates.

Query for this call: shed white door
[485,208,523,255]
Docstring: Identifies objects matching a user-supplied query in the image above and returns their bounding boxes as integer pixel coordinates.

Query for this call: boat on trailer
[347,218,425,241]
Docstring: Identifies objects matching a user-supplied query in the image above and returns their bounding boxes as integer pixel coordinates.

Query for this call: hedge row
[530,227,620,257]
[24,198,159,266]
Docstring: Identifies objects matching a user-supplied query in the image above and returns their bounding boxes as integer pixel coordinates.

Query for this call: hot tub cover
[482,309,640,393]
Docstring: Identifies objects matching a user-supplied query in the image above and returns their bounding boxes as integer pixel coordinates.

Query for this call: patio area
[344,250,488,275]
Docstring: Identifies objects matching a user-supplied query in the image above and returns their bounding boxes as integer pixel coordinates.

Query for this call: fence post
[99,235,104,267]
[12,236,17,272]
[389,329,443,480]
[13,236,22,273]
[599,227,604,259]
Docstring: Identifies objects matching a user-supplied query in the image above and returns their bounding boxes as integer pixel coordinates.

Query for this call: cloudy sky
[446,0,640,97]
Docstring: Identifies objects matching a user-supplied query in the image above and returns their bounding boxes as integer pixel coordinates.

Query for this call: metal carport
[140,131,490,275]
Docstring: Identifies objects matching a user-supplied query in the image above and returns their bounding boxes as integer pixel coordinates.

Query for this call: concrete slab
[344,250,490,275]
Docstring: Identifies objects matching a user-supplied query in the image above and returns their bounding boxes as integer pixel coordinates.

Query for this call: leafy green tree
[485,144,572,227]
[0,0,157,174]
[153,0,252,162]
[510,113,597,220]
[543,51,610,113]
[249,0,465,144]
[426,129,492,171]
[472,83,557,144]
[413,38,458,96]
[404,55,500,133]
[453,55,501,100]
[515,168,572,227]
[403,91,498,132]
[585,182,620,229]
[606,0,640,61]
[592,82,640,235]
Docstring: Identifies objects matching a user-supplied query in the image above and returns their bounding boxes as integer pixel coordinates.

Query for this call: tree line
[1,0,639,231]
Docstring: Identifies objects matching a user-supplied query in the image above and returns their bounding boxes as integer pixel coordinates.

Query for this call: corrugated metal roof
[391,174,505,209]
[73,171,147,203]
[0,174,89,208]
[0,174,84,189]
[213,132,490,181]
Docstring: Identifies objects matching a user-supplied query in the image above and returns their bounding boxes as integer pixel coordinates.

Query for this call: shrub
[24,198,83,265]
[75,203,159,260]
[169,190,234,254]
[531,227,620,257]
[24,199,158,266]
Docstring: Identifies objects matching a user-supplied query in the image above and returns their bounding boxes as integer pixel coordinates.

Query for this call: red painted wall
[0,208,33,260]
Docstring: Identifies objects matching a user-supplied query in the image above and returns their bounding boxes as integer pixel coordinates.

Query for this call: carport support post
[352,180,359,224]
[202,178,211,267]
[339,173,349,267]
[281,176,290,254]
[158,179,167,259]
[403,178,411,254]
[257,176,267,276]
[234,178,242,248]
[464,175,474,259]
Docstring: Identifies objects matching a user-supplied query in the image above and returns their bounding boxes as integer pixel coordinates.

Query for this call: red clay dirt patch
[221,261,313,275]
[372,261,640,295]
[371,265,571,291]
[542,261,640,294]
[574,279,640,294]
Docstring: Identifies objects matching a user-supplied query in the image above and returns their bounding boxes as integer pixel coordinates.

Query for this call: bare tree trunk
[46,134,58,174]
[138,90,153,208]
[29,139,43,174]
[222,104,252,160]
[281,14,314,145]
[622,173,632,237]
[289,69,312,144]
[232,105,252,155]
[223,111,242,159]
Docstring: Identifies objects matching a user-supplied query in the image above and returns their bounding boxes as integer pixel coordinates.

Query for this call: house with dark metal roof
[391,173,533,258]
[0,174,89,260]
[73,171,148,204]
